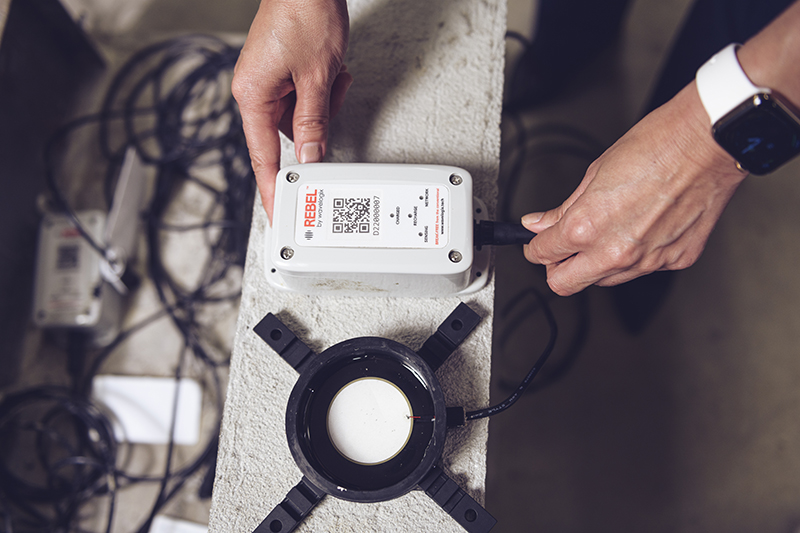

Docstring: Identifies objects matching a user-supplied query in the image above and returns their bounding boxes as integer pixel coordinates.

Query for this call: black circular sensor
[286,337,446,502]
[250,304,497,533]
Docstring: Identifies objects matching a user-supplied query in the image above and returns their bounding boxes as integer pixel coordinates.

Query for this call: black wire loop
[3,34,252,533]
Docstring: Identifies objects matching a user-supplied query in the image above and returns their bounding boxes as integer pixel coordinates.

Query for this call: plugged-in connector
[473,220,535,249]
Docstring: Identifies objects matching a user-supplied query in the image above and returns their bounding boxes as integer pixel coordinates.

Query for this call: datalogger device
[265,163,490,297]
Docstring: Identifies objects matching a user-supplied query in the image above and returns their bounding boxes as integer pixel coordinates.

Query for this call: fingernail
[300,142,322,164]
[521,212,543,226]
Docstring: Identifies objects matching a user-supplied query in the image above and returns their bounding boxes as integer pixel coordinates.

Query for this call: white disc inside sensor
[326,377,413,465]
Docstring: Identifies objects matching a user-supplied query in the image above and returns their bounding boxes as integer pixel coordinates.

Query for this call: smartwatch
[695,43,800,175]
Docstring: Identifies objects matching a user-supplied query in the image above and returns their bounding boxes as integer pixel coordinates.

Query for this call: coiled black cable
[2,34,252,533]
[0,387,118,533]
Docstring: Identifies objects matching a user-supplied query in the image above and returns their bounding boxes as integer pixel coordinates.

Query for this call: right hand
[522,82,747,296]
[232,0,352,220]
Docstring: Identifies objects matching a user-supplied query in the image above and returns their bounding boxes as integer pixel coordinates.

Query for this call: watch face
[713,93,800,175]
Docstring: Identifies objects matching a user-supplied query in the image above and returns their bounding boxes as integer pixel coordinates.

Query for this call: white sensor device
[33,147,147,345]
[265,163,489,297]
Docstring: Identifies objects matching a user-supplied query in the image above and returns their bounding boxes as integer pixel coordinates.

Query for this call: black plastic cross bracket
[253,314,315,373]
[417,303,481,372]
[418,465,496,532]
[253,477,326,533]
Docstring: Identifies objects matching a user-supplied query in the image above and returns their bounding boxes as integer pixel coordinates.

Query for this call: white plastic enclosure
[265,163,489,297]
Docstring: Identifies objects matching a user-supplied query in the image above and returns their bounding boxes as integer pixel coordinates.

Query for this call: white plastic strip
[92,375,202,445]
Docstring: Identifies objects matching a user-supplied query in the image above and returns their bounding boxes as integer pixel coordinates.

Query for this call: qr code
[57,244,79,270]
[332,197,371,234]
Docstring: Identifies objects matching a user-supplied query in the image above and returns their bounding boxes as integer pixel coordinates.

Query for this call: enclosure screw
[449,174,463,186]
[280,247,295,260]
[448,250,462,263]
[286,172,300,183]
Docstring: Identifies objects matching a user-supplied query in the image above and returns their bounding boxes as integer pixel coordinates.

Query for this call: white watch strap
[696,43,770,125]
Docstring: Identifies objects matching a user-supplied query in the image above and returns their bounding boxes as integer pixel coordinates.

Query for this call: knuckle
[248,152,270,175]
[561,211,599,246]
[637,253,664,274]
[230,72,254,105]
[293,114,330,133]
[524,242,544,265]
[247,148,277,178]
[231,67,285,111]
[603,240,639,270]
[586,159,602,175]
[303,66,335,89]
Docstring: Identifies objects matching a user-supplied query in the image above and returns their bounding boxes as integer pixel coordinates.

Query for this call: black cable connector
[474,220,535,249]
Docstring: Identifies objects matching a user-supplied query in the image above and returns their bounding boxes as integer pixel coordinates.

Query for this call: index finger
[232,52,295,221]
[523,213,592,266]
[238,98,286,221]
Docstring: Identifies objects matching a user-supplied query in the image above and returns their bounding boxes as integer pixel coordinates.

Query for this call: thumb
[522,164,596,232]
[293,81,333,164]
[521,205,567,233]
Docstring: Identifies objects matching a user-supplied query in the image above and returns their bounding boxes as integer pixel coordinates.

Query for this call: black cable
[79,308,170,398]
[504,30,532,49]
[43,112,118,258]
[8,34,251,533]
[498,119,605,223]
[487,38,604,401]
[497,289,590,396]
[0,387,118,533]
[132,344,188,533]
[67,331,89,395]
[466,287,558,420]
[108,37,253,376]
[501,29,606,222]
[78,307,223,494]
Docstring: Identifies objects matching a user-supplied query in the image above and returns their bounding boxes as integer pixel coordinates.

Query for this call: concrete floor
[9,0,800,531]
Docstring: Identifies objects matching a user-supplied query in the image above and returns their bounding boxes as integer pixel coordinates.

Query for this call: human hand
[522,83,748,296]
[232,0,352,220]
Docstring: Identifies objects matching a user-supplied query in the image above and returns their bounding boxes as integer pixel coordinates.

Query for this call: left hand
[232,0,352,221]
